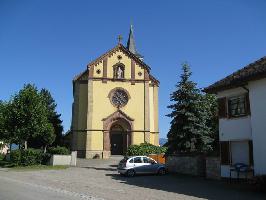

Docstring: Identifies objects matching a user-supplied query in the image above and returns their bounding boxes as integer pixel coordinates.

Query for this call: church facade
[71,26,159,158]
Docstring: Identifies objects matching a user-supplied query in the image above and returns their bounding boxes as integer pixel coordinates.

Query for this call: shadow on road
[106,172,263,200]
[83,167,117,171]
[77,158,263,200]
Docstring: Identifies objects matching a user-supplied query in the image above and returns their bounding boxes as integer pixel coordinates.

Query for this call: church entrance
[110,124,128,155]
[103,110,133,157]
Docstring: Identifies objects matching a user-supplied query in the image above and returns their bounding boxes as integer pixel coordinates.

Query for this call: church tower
[71,26,159,158]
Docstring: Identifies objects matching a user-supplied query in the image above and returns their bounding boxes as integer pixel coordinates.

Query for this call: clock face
[111,89,128,107]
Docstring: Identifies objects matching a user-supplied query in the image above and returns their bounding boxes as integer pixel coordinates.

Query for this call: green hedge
[48,146,70,155]
[10,149,46,166]
[126,142,167,156]
[9,146,70,166]
[0,153,5,161]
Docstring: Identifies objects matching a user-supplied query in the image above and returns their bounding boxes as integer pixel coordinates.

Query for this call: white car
[117,156,166,177]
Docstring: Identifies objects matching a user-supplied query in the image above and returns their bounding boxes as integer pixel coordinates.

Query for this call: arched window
[113,64,125,79]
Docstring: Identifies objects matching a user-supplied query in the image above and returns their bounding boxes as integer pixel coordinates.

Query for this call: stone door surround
[102,110,134,151]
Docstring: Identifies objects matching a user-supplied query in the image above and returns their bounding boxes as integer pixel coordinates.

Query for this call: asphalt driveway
[0,157,264,200]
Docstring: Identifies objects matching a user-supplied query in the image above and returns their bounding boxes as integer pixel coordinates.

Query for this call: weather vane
[117,34,123,44]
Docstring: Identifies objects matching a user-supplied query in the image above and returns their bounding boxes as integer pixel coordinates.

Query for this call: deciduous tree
[3,84,55,150]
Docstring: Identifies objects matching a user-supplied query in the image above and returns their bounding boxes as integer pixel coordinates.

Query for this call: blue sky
[0,0,266,138]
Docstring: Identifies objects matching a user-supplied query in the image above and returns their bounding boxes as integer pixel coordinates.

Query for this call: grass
[10,165,69,171]
[0,157,68,171]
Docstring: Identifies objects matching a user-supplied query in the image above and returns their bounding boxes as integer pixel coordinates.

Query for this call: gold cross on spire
[117,35,123,44]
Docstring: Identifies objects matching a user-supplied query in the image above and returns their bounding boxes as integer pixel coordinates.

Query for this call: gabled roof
[204,56,266,93]
[149,74,160,86]
[87,44,151,71]
[73,69,88,82]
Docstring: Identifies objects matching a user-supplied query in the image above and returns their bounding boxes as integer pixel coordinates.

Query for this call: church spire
[126,24,143,60]
[127,25,137,54]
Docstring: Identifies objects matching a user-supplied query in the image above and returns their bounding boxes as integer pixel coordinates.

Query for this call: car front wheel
[126,169,135,177]
[157,168,166,175]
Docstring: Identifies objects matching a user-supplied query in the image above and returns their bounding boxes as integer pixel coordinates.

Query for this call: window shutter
[245,93,251,115]
[249,140,254,166]
[218,97,227,118]
[220,141,230,165]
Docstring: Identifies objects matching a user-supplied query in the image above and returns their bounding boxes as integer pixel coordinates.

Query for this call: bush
[21,149,43,166]
[0,153,5,160]
[126,142,167,156]
[48,146,70,155]
[41,153,51,164]
[10,149,44,166]
[10,149,21,165]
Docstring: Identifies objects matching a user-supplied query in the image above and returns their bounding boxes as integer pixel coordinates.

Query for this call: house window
[228,95,247,117]
[113,64,125,79]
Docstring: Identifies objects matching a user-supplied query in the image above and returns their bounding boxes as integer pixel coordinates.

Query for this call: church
[71,26,160,158]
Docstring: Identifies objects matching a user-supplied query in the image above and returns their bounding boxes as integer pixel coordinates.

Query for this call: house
[71,25,159,158]
[204,56,266,177]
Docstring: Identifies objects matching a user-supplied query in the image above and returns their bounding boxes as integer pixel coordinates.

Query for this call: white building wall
[219,117,252,141]
[218,87,252,178]
[249,78,266,175]
[218,87,252,141]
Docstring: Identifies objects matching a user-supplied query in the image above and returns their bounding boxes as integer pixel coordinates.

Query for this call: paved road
[0,157,264,200]
[0,176,102,200]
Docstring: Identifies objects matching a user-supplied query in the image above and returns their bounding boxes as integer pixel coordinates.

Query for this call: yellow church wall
[150,132,155,145]
[153,86,159,133]
[91,81,145,131]
[77,83,88,130]
[107,51,131,79]
[94,62,103,78]
[149,86,155,132]
[75,82,88,152]
[132,132,145,145]
[92,51,145,80]
[92,50,145,81]
[90,131,103,150]
[135,63,144,80]
[154,133,159,146]
[153,86,159,146]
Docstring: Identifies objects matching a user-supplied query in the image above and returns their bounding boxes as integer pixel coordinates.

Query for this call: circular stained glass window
[110,89,129,107]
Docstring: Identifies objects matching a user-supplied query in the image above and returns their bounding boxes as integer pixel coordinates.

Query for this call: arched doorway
[103,110,134,156]
[110,124,126,155]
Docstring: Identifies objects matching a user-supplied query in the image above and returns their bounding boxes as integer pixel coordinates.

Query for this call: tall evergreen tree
[166,63,213,155]
[201,93,219,153]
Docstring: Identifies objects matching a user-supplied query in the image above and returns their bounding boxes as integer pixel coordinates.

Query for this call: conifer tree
[166,63,213,155]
